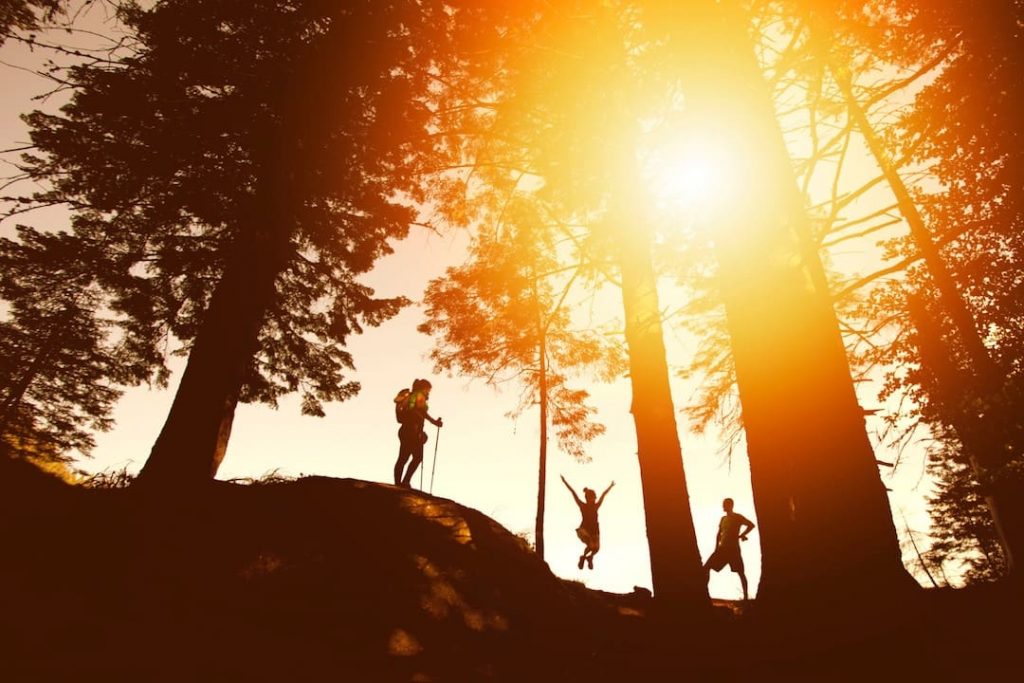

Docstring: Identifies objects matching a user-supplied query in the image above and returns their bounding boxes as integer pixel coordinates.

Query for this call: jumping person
[393,378,442,488]
[704,497,756,600]
[561,475,614,570]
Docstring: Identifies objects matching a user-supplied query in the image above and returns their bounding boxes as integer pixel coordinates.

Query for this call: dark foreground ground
[1,455,1020,681]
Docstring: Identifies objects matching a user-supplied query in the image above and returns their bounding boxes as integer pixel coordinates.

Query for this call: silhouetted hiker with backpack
[704,497,755,600]
[561,475,614,570]
[393,378,443,488]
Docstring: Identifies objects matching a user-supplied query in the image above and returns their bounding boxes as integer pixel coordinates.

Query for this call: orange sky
[0,4,944,598]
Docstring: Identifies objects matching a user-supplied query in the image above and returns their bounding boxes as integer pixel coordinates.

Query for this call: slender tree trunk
[0,339,54,434]
[907,296,1021,574]
[617,223,707,608]
[534,281,549,561]
[900,508,940,588]
[0,309,73,437]
[650,0,914,601]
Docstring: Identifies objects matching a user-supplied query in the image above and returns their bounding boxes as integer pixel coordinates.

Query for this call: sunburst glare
[643,136,739,213]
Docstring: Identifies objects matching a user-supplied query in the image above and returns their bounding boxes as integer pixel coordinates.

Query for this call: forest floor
[1,454,1020,681]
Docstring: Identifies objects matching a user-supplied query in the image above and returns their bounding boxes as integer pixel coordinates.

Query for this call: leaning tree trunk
[833,67,1000,384]
[136,202,290,486]
[651,0,914,601]
[135,8,349,487]
[618,222,707,608]
[835,69,1023,575]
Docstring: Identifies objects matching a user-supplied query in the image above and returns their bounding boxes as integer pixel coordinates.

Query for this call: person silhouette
[561,475,614,570]
[704,497,755,600]
[393,378,442,488]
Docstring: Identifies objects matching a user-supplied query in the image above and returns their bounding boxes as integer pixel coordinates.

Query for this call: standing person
[704,497,756,600]
[561,475,614,570]
[393,379,442,488]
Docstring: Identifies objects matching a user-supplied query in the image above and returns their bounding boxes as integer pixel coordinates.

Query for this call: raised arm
[560,475,583,506]
[597,481,616,507]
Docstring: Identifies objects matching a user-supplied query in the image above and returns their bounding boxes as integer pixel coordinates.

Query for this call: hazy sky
[0,5,940,599]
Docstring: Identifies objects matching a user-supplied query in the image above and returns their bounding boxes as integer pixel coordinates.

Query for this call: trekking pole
[429,424,441,495]
[418,433,425,491]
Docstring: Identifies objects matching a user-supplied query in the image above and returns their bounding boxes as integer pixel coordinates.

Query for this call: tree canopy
[3,0,1023,595]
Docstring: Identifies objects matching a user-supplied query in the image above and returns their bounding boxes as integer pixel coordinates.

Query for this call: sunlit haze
[643,135,738,212]
[0,1,948,604]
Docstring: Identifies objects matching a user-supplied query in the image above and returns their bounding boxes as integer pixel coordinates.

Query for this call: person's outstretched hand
[437,417,444,427]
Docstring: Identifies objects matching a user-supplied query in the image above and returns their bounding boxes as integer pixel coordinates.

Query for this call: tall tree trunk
[832,55,1024,576]
[618,223,707,608]
[136,201,289,486]
[534,281,549,561]
[134,7,346,487]
[650,0,914,600]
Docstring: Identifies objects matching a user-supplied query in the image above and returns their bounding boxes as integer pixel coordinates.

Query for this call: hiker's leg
[402,453,423,486]
[401,439,425,487]
[739,571,749,601]
[394,449,411,485]
[394,428,414,485]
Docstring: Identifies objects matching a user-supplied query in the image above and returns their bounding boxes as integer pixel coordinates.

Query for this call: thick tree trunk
[136,213,289,487]
[618,227,707,608]
[834,56,1023,577]
[134,6,340,487]
[823,33,1024,577]
[651,0,914,600]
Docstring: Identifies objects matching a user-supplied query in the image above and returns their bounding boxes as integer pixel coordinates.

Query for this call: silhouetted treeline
[2,0,1022,608]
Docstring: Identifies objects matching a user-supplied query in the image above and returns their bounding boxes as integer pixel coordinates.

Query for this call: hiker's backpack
[394,388,412,424]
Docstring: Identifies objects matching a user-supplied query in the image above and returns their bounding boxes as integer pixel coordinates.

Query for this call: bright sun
[642,135,739,212]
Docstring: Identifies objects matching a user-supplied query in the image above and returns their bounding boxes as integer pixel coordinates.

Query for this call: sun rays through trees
[2,0,1023,627]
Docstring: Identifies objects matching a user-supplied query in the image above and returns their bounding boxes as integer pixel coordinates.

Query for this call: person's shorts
[576,526,600,552]
[706,545,744,573]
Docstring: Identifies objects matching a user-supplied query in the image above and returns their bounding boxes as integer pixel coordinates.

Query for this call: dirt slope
[0,462,629,679]
[1,457,1021,680]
